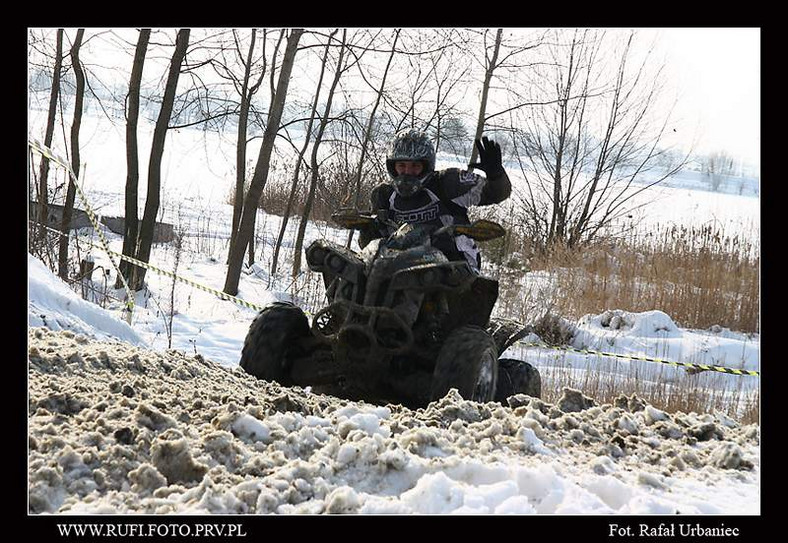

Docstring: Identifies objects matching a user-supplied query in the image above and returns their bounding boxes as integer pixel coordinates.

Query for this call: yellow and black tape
[104,249,268,313]
[32,221,760,378]
[29,141,758,378]
[31,222,268,314]
[513,341,760,377]
[29,138,135,321]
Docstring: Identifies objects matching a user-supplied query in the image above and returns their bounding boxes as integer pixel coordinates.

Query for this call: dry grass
[497,222,759,334]
[491,221,760,424]
[532,350,760,425]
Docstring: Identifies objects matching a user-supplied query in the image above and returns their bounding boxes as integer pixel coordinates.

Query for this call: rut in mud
[28,327,759,514]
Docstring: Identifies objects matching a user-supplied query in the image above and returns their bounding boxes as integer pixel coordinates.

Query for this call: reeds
[493,221,760,424]
[530,349,760,425]
[500,222,759,334]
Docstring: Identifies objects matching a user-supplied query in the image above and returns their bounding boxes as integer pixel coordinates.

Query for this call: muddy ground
[27,327,759,514]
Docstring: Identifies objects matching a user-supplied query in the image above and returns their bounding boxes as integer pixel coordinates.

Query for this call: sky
[28,27,761,172]
[644,28,760,167]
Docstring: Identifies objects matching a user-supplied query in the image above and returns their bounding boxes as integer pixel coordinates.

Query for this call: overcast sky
[29,27,761,170]
[645,27,760,167]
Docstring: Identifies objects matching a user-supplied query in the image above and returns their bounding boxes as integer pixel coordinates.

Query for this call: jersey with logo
[362,168,508,270]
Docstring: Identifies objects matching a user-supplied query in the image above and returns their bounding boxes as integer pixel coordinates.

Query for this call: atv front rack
[312,300,415,356]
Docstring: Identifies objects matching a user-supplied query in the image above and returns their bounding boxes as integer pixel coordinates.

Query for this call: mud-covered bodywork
[306,222,495,362]
[240,213,538,407]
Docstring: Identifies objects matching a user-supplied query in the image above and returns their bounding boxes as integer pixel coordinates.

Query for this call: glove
[468,136,504,178]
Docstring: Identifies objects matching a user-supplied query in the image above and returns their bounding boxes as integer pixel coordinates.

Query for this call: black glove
[468,136,504,178]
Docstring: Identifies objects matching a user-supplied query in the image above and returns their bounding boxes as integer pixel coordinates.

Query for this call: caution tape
[34,216,759,378]
[512,340,760,377]
[29,137,269,315]
[31,222,268,314]
[33,217,758,378]
[29,138,135,322]
[28,139,758,378]
[105,249,268,313]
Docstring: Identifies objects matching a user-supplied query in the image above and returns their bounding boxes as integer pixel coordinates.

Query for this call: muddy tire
[494,358,542,402]
[430,325,498,403]
[240,302,311,384]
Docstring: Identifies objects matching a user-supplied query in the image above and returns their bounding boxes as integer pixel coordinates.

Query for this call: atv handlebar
[331,209,506,242]
[331,210,378,230]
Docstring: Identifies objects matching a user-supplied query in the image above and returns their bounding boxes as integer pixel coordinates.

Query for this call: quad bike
[239,210,541,408]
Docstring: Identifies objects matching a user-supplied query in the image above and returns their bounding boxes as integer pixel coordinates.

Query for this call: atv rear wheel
[430,325,498,403]
[240,302,311,384]
[494,358,542,402]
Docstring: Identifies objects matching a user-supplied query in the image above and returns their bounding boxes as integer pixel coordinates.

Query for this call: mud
[27,327,760,514]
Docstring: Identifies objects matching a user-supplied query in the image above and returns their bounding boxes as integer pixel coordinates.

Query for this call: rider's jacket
[359,168,511,271]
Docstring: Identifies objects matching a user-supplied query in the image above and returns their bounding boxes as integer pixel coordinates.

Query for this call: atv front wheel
[430,325,498,403]
[494,358,542,401]
[240,302,311,384]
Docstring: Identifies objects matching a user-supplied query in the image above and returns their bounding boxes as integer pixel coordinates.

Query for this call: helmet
[386,129,436,196]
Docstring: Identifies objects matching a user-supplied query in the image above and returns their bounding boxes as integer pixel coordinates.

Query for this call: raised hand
[468,136,504,177]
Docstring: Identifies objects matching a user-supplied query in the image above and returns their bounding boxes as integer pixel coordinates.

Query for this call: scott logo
[394,203,440,224]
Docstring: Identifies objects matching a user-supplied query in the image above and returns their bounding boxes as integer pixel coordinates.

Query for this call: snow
[27,254,144,346]
[27,111,761,523]
[26,271,761,517]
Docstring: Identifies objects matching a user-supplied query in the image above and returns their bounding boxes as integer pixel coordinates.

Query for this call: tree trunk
[271,30,337,281]
[131,29,190,290]
[549,99,568,245]
[469,28,502,165]
[116,29,150,289]
[224,28,304,296]
[292,32,346,277]
[57,29,85,280]
[231,29,257,258]
[37,29,63,244]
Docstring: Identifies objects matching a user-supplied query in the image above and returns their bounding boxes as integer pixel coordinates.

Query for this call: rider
[358,128,511,272]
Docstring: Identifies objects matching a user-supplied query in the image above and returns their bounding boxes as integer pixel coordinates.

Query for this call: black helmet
[386,129,436,196]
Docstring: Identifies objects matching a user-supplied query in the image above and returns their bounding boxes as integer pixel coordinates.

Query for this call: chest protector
[387,188,467,229]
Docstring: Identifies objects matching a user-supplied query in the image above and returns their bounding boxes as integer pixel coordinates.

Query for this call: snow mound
[580,309,680,338]
[27,254,144,346]
[28,328,760,515]
[558,309,760,385]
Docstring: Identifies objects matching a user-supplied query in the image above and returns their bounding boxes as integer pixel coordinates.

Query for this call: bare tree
[344,29,400,249]
[293,30,348,276]
[270,30,339,281]
[57,29,85,280]
[224,28,304,296]
[423,30,473,155]
[469,28,502,165]
[131,28,191,290]
[510,29,688,250]
[704,150,739,192]
[247,31,286,268]
[205,28,272,262]
[36,29,63,245]
[116,29,150,289]
[465,29,545,163]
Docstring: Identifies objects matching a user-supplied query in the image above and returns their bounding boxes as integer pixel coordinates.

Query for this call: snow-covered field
[27,110,761,527]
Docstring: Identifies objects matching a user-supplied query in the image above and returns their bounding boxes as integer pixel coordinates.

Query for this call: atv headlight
[328,254,346,273]
[420,269,437,286]
[306,241,364,284]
